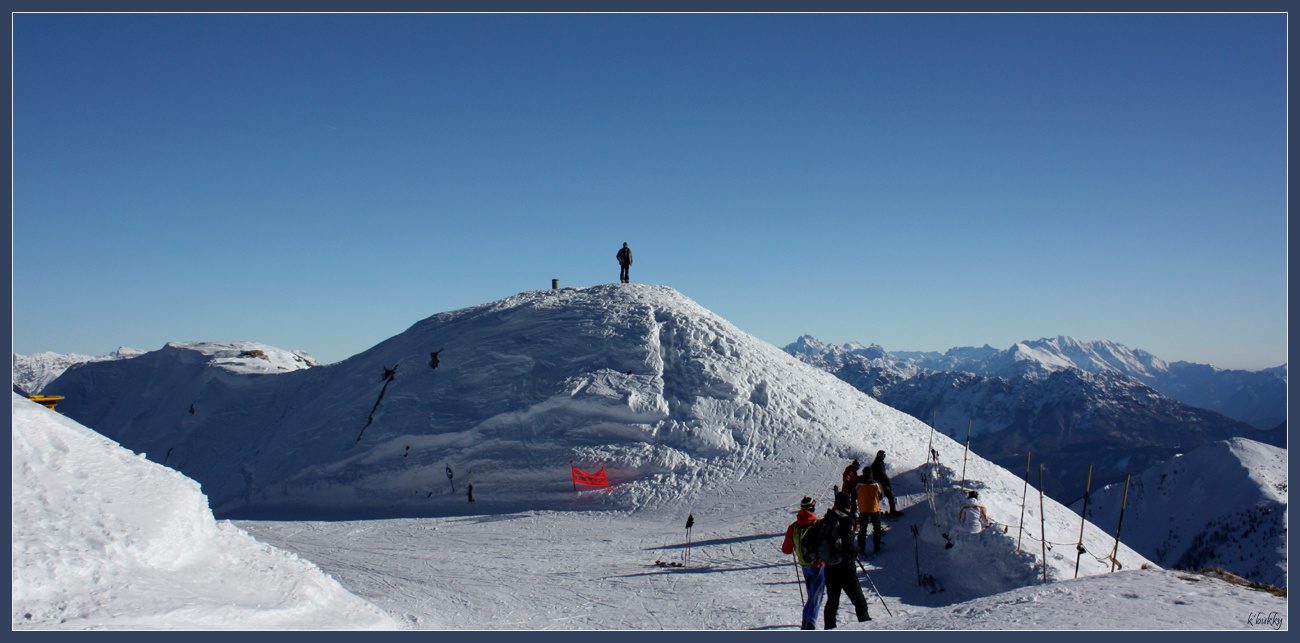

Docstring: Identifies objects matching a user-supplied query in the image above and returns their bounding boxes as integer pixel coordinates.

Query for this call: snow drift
[11,393,400,630]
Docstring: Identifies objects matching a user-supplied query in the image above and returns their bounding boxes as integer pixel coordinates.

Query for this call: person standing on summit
[616,242,633,283]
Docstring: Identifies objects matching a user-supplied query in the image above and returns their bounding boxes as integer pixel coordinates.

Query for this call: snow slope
[43,284,1149,593]
[238,510,1280,631]
[1072,438,1288,587]
[11,393,401,630]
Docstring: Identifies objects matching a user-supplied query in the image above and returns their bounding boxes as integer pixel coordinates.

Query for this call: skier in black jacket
[820,491,871,628]
[616,243,633,283]
[872,450,901,517]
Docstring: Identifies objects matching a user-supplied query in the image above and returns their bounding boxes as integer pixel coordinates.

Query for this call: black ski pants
[823,560,869,628]
[857,511,882,554]
[619,263,630,282]
[879,479,898,514]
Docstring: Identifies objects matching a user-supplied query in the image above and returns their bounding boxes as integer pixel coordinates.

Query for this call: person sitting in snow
[954,490,991,535]
[780,497,826,630]
[855,471,884,555]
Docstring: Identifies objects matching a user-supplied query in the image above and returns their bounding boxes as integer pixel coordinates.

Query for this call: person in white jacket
[954,491,991,535]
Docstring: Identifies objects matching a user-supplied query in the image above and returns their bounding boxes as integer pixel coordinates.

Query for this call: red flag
[571,464,609,488]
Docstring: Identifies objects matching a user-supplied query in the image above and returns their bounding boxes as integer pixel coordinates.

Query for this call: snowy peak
[156,341,320,374]
[1016,336,1169,380]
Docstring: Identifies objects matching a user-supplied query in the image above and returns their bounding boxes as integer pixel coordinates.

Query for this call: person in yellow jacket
[855,471,884,555]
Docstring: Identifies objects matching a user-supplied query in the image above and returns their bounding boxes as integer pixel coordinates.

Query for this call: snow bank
[11,393,401,630]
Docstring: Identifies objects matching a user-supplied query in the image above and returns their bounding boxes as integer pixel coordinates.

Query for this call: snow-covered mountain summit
[43,285,1148,588]
[51,286,931,516]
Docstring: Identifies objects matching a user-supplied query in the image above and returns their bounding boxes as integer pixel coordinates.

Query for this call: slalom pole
[1017,452,1031,552]
[793,554,805,606]
[1110,474,1132,573]
[1039,464,1048,585]
[856,559,893,617]
[571,459,576,492]
[1074,465,1093,579]
[960,418,972,489]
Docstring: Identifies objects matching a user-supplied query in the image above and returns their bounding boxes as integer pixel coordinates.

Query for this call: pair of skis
[910,524,946,594]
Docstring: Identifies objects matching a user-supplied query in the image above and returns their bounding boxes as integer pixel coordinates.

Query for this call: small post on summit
[552,279,559,290]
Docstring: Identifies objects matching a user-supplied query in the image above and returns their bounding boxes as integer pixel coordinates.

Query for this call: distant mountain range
[11,348,146,395]
[785,336,1285,503]
[12,345,319,396]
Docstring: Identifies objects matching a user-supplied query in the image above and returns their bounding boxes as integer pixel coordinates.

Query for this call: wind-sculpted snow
[11,394,400,630]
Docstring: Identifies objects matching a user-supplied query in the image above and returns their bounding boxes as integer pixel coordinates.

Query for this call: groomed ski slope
[11,394,400,630]
[237,506,1286,631]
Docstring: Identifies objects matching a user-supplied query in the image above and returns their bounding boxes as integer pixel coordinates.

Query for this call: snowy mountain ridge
[787,334,1286,430]
[11,347,144,395]
[12,343,319,396]
[1072,437,1287,588]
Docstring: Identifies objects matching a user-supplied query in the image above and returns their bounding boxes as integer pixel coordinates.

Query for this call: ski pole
[960,418,971,489]
[1039,464,1048,584]
[910,524,922,586]
[793,554,805,605]
[684,514,694,565]
[1017,451,1031,552]
[1110,474,1131,573]
[1074,465,1093,579]
[856,559,893,617]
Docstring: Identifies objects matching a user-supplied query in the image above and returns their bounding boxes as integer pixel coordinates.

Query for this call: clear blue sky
[12,13,1288,370]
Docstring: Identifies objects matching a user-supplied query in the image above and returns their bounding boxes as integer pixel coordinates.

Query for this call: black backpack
[817,510,852,565]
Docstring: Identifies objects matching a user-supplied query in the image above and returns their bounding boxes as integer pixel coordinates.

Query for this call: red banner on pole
[571,464,609,488]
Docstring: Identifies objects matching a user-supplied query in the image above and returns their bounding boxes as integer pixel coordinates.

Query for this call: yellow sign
[26,395,64,411]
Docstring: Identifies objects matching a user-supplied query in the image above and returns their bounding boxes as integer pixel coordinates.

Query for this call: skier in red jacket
[780,497,826,630]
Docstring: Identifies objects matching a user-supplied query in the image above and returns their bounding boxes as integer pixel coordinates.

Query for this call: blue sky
[11,13,1288,369]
